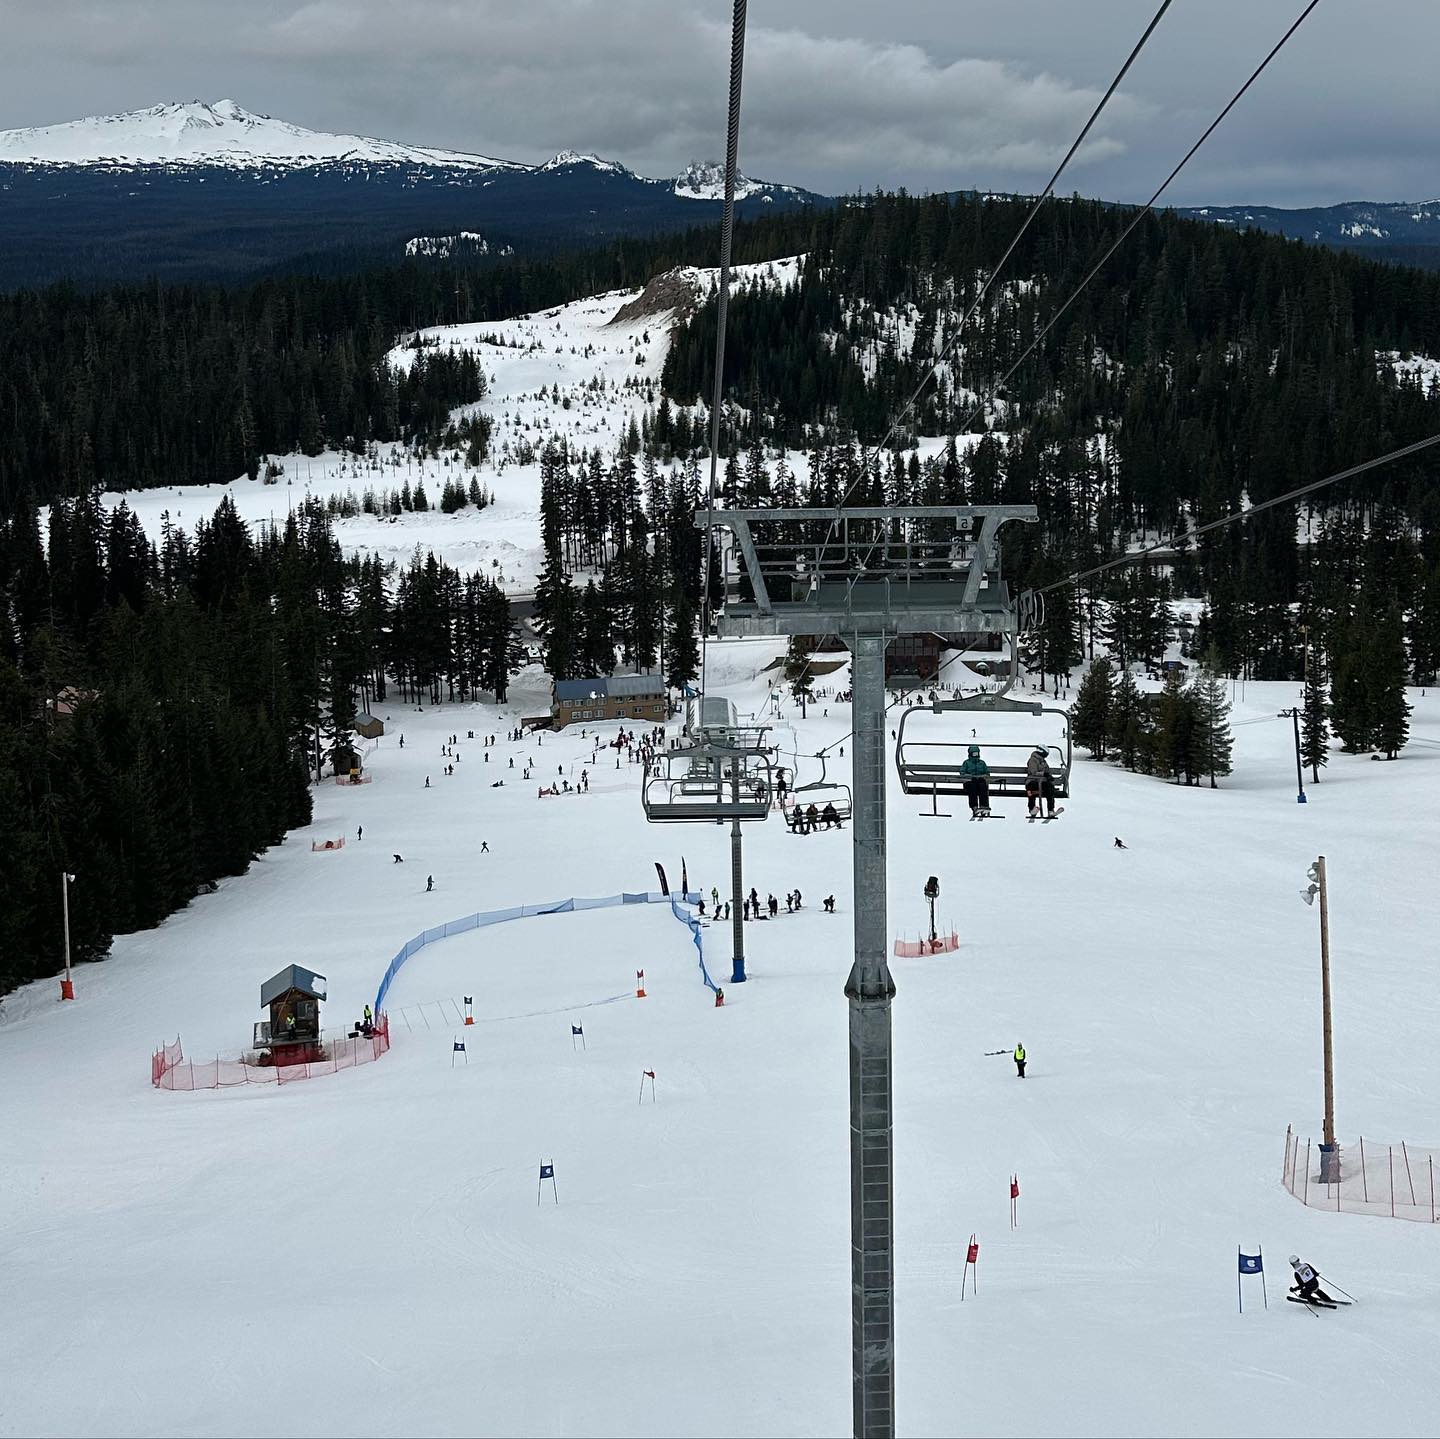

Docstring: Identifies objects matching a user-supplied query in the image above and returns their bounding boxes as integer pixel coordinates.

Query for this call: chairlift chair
[783,751,853,828]
[642,738,775,824]
[894,693,1072,807]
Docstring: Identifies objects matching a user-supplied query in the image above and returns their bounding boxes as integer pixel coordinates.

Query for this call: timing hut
[552,675,666,730]
[254,964,326,1064]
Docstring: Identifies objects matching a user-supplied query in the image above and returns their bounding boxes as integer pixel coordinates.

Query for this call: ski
[1286,1295,1338,1310]
[1042,807,1066,822]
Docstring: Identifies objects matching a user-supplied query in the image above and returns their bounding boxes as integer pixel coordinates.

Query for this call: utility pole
[1306,856,1338,1182]
[1279,708,1306,803]
[60,871,76,1001]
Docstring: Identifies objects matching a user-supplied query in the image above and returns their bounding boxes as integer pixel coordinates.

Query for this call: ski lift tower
[701,504,1037,1439]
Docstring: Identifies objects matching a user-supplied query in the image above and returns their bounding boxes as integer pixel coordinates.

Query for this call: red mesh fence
[1282,1124,1440,1223]
[893,932,961,957]
[152,1016,390,1090]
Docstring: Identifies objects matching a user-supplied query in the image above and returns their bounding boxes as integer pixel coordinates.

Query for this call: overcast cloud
[4,0,1437,205]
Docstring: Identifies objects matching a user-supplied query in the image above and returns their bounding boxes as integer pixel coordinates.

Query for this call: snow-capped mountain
[0,99,522,171]
[1175,198,1440,260]
[671,160,802,203]
[0,101,823,288]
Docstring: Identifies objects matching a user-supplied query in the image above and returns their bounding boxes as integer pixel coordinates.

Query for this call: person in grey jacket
[1025,746,1058,819]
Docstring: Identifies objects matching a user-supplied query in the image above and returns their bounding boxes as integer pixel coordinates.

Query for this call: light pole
[60,871,77,1001]
[924,875,940,950]
[1278,708,1306,803]
[1302,856,1337,1181]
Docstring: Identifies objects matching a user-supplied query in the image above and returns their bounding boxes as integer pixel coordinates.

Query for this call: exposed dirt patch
[606,266,704,329]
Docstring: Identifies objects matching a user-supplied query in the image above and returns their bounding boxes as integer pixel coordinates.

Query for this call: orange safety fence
[1282,1124,1440,1224]
[893,932,961,957]
[152,1016,389,1090]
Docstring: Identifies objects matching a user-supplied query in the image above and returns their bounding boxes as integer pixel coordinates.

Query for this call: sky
[3,0,1437,206]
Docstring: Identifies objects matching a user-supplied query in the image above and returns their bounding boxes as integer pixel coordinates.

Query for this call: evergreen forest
[3,190,1439,993]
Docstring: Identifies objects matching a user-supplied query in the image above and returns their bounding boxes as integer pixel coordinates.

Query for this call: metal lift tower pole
[731,772,747,982]
[845,631,895,1436]
[696,504,1038,1439]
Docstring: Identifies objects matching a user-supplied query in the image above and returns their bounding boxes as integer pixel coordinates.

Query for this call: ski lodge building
[551,675,666,730]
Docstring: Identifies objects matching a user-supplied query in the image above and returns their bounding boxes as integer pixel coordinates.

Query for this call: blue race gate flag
[539,1164,554,1179]
[571,1026,582,1036]
[1238,1247,1267,1311]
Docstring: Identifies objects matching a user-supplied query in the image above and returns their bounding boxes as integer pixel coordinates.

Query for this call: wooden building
[253,963,327,1065]
[353,714,385,739]
[552,675,666,730]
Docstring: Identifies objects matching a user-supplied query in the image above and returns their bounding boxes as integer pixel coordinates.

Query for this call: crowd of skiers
[695,885,838,920]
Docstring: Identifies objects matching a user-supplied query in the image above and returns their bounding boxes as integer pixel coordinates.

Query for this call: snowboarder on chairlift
[1288,1256,1335,1305]
[1025,746,1058,819]
[959,745,991,817]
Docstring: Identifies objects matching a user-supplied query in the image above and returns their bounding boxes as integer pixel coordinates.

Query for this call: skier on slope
[1288,1255,1336,1305]
[1025,746,1058,819]
[959,745,991,817]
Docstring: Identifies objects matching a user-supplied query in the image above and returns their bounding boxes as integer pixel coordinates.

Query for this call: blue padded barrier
[373,890,699,1013]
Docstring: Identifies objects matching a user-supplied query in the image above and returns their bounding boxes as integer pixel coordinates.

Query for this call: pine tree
[783,638,815,716]
[1300,650,1330,782]
[1369,605,1412,760]
[664,589,700,692]
[1329,614,1373,753]
[1070,659,1113,760]
[1110,666,1147,771]
[1151,669,1197,784]
[1188,650,1234,788]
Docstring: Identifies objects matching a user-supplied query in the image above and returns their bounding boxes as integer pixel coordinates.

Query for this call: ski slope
[4,647,1440,1438]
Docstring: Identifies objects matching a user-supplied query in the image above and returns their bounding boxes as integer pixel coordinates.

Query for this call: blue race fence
[373,890,701,1013]
[668,895,719,994]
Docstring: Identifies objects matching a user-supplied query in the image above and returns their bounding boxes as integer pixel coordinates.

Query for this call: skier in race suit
[959,745,991,816]
[1288,1255,1335,1304]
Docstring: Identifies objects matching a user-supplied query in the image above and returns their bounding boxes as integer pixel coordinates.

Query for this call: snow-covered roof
[554,675,663,703]
[260,964,327,1010]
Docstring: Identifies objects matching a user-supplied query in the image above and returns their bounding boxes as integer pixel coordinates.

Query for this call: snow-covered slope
[3,651,1440,1436]
[0,99,522,171]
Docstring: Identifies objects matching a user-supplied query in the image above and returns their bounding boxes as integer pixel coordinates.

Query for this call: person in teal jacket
[959,744,991,816]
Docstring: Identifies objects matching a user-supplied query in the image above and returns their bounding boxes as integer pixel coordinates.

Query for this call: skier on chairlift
[1026,745,1058,819]
[959,744,991,818]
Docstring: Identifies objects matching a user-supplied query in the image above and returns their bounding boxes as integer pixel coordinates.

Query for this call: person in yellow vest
[1014,1042,1026,1078]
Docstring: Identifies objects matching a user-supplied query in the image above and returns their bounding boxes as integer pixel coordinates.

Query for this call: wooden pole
[1317,856,1335,1153]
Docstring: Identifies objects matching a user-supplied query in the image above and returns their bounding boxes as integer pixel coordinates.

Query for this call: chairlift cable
[698,0,750,704]
[806,429,1440,760]
[947,0,1323,442]
[1034,431,1440,598]
[775,0,1180,707]
[851,0,1177,476]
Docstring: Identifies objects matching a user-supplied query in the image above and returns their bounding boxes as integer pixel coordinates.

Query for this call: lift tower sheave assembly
[698,504,1038,1439]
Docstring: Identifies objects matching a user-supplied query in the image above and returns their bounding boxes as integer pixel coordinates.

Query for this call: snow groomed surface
[372,889,706,1012]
